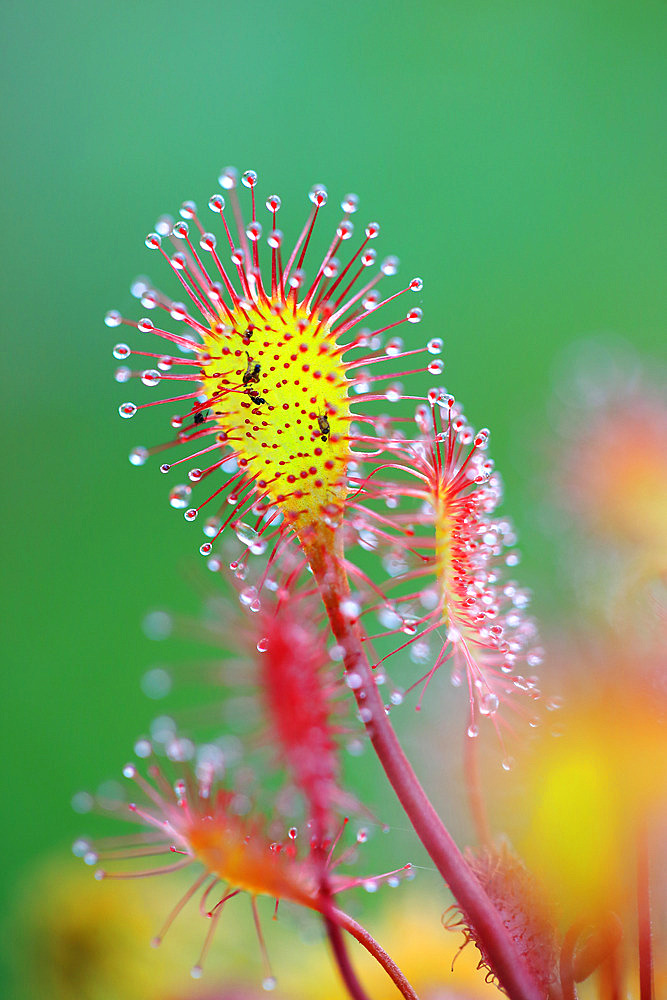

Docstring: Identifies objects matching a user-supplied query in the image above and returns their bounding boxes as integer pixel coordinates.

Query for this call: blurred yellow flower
[518,645,666,924]
[11,856,257,1000]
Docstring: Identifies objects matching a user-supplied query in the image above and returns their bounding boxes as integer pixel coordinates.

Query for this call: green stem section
[305,531,543,1000]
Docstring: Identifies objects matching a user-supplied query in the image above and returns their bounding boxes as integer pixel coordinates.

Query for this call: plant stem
[331,906,420,1000]
[305,531,543,1000]
[463,727,492,847]
[324,912,372,1000]
[637,820,655,1000]
[559,921,583,1000]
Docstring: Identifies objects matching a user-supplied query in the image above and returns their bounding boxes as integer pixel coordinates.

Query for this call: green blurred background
[2,0,665,996]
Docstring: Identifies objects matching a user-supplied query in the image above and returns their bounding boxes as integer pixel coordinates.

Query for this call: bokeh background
[2,1,665,998]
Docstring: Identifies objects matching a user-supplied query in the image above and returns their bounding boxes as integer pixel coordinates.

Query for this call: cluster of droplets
[73,749,414,986]
[326,391,545,750]
[106,170,452,563]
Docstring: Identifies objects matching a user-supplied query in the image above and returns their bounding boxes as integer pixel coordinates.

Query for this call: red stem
[304,532,543,1000]
[637,821,655,1000]
[463,727,493,847]
[332,906,420,1000]
[324,913,372,1000]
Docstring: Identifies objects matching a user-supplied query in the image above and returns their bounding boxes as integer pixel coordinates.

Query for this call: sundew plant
[76,169,664,1000]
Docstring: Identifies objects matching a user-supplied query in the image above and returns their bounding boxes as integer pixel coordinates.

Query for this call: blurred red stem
[463,726,492,847]
[324,912,372,1000]
[330,906,420,1000]
[559,921,583,1000]
[637,821,655,1000]
[305,531,543,1000]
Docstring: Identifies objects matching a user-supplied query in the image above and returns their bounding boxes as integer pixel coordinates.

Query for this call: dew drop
[113,343,131,359]
[340,598,360,621]
[209,194,225,212]
[180,201,197,219]
[169,484,191,509]
[145,233,161,249]
[118,402,137,419]
[184,508,198,521]
[239,586,259,608]
[384,382,403,403]
[203,517,221,538]
[71,791,94,814]
[479,692,499,716]
[170,302,187,322]
[199,542,212,556]
[72,837,93,858]
[235,521,267,554]
[341,193,359,214]
[501,756,515,772]
[134,738,152,758]
[141,369,161,387]
[105,309,122,327]
[427,338,443,355]
[256,637,269,653]
[262,977,277,992]
[346,672,363,690]
[467,723,479,738]
[218,167,238,190]
[309,184,327,206]
[114,366,131,383]
[141,668,172,699]
[190,965,203,980]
